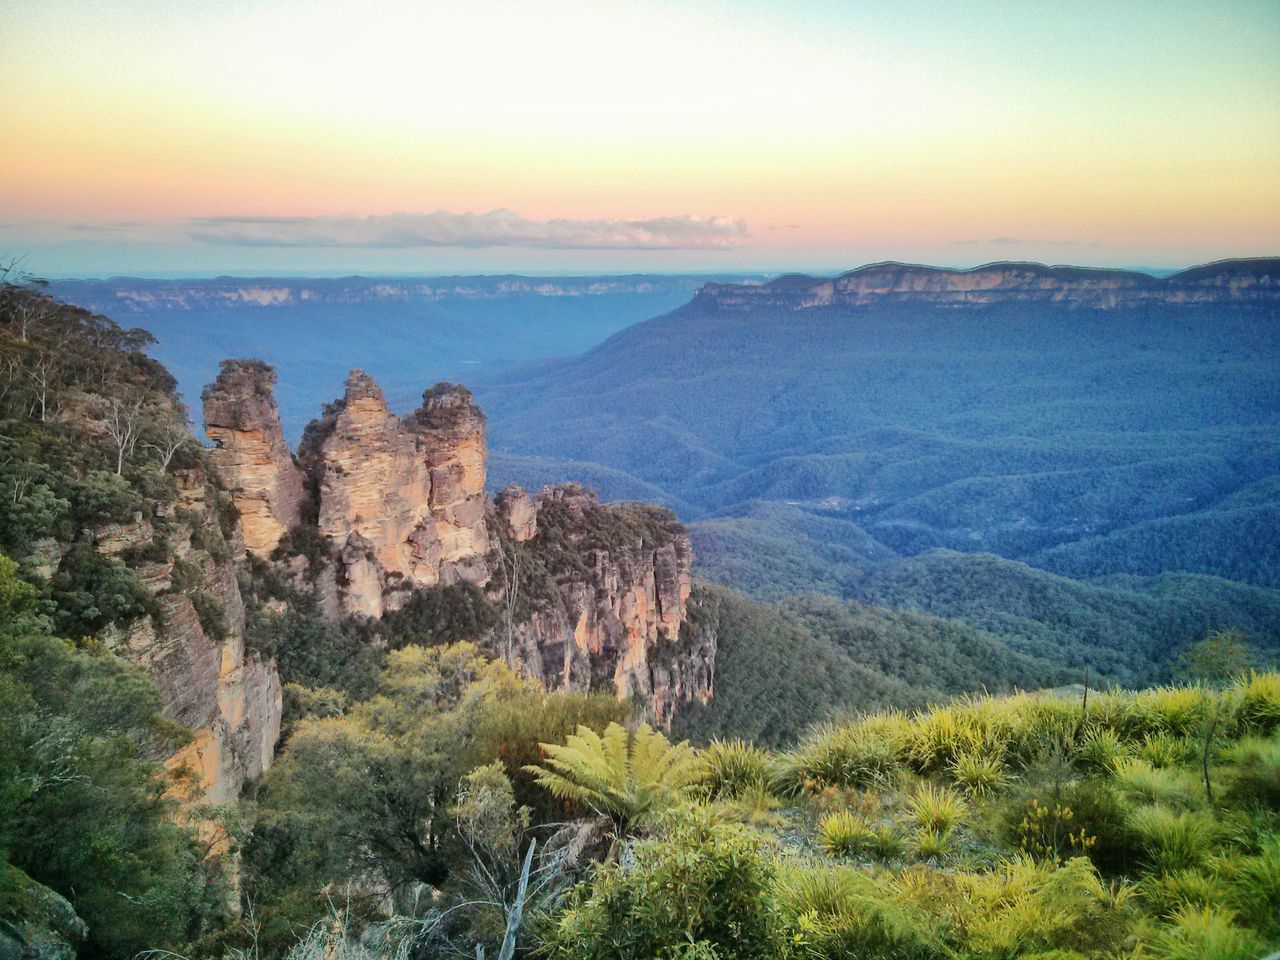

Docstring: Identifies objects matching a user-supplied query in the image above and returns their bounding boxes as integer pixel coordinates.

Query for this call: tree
[253,644,530,902]
[524,722,702,834]
[103,393,147,475]
[1179,630,1256,686]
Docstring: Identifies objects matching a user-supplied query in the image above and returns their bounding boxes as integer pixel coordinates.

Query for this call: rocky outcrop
[694,258,1280,311]
[295,372,490,617]
[0,865,87,960]
[208,367,711,723]
[203,360,307,555]
[104,465,282,804]
[503,485,709,724]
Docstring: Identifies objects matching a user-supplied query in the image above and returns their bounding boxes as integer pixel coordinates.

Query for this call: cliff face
[694,258,1280,311]
[203,360,307,555]
[205,369,710,723]
[498,485,708,724]
[97,464,282,804]
[294,371,490,618]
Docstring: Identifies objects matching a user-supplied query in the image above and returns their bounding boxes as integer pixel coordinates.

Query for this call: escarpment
[694,257,1280,310]
[205,367,711,723]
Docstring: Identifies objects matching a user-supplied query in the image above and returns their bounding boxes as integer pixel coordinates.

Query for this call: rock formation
[694,258,1280,311]
[295,371,490,617]
[499,485,709,724]
[97,463,282,804]
[203,360,307,555]
[205,368,712,723]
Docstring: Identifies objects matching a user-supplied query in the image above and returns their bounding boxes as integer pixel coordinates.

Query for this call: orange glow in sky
[1,0,1277,274]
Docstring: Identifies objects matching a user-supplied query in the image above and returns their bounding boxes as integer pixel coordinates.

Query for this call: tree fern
[525,721,701,830]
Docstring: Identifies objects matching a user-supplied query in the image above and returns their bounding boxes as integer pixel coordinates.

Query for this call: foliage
[0,558,227,960]
[524,722,702,832]
[540,811,793,960]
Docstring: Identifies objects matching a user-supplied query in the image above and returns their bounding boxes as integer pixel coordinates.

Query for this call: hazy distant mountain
[50,273,766,441]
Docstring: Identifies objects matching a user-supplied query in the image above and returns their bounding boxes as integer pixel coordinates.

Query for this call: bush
[1237,671,1280,734]
[906,782,966,834]
[698,739,774,800]
[781,720,901,793]
[819,811,876,859]
[1221,735,1280,809]
[948,751,1008,797]
[1144,905,1262,960]
[541,812,792,960]
[1129,805,1218,874]
[1076,727,1128,773]
[190,590,228,643]
[776,866,948,960]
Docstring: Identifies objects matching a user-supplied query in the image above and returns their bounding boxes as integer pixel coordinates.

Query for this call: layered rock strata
[499,484,709,724]
[205,368,711,722]
[295,371,490,617]
[99,464,282,803]
[203,360,307,555]
[695,258,1280,311]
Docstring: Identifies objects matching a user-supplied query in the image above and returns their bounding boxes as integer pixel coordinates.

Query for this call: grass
[683,672,1280,956]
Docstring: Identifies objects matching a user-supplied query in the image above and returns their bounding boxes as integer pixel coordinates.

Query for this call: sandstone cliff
[203,360,307,555]
[694,258,1280,311]
[205,368,711,723]
[97,465,282,804]
[295,371,490,618]
[496,484,709,724]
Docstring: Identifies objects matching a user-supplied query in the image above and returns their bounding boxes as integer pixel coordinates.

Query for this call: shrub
[699,739,774,800]
[904,705,989,773]
[1143,867,1227,921]
[1112,758,1200,809]
[818,811,875,859]
[1237,671,1280,734]
[780,721,900,793]
[1138,732,1189,769]
[776,866,948,960]
[540,813,791,960]
[1129,805,1219,874]
[948,751,1008,797]
[906,782,966,834]
[1227,835,1280,939]
[1014,797,1097,864]
[1144,905,1262,960]
[913,826,954,861]
[1076,726,1128,774]
[191,590,228,643]
[870,823,906,862]
[1221,735,1280,809]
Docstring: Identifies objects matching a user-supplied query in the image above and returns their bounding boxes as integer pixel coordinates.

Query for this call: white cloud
[47,210,748,250]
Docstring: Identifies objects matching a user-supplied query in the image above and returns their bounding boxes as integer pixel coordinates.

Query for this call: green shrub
[1237,671,1280,734]
[1138,732,1189,769]
[1227,835,1280,939]
[1142,868,1227,919]
[1144,905,1262,960]
[913,826,954,861]
[190,590,228,643]
[776,865,948,960]
[1130,805,1219,874]
[1112,758,1200,809]
[906,782,966,834]
[948,751,1008,797]
[780,721,900,793]
[699,739,774,800]
[818,811,875,859]
[1221,735,1280,809]
[541,812,791,960]
[1076,726,1128,774]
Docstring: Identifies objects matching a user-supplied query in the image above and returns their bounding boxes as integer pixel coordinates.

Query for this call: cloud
[42,210,748,250]
[951,236,1102,248]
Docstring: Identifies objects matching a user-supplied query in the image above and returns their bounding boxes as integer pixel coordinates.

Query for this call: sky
[1,0,1277,277]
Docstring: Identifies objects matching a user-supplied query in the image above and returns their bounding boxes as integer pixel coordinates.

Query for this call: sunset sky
[2,0,1277,276]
